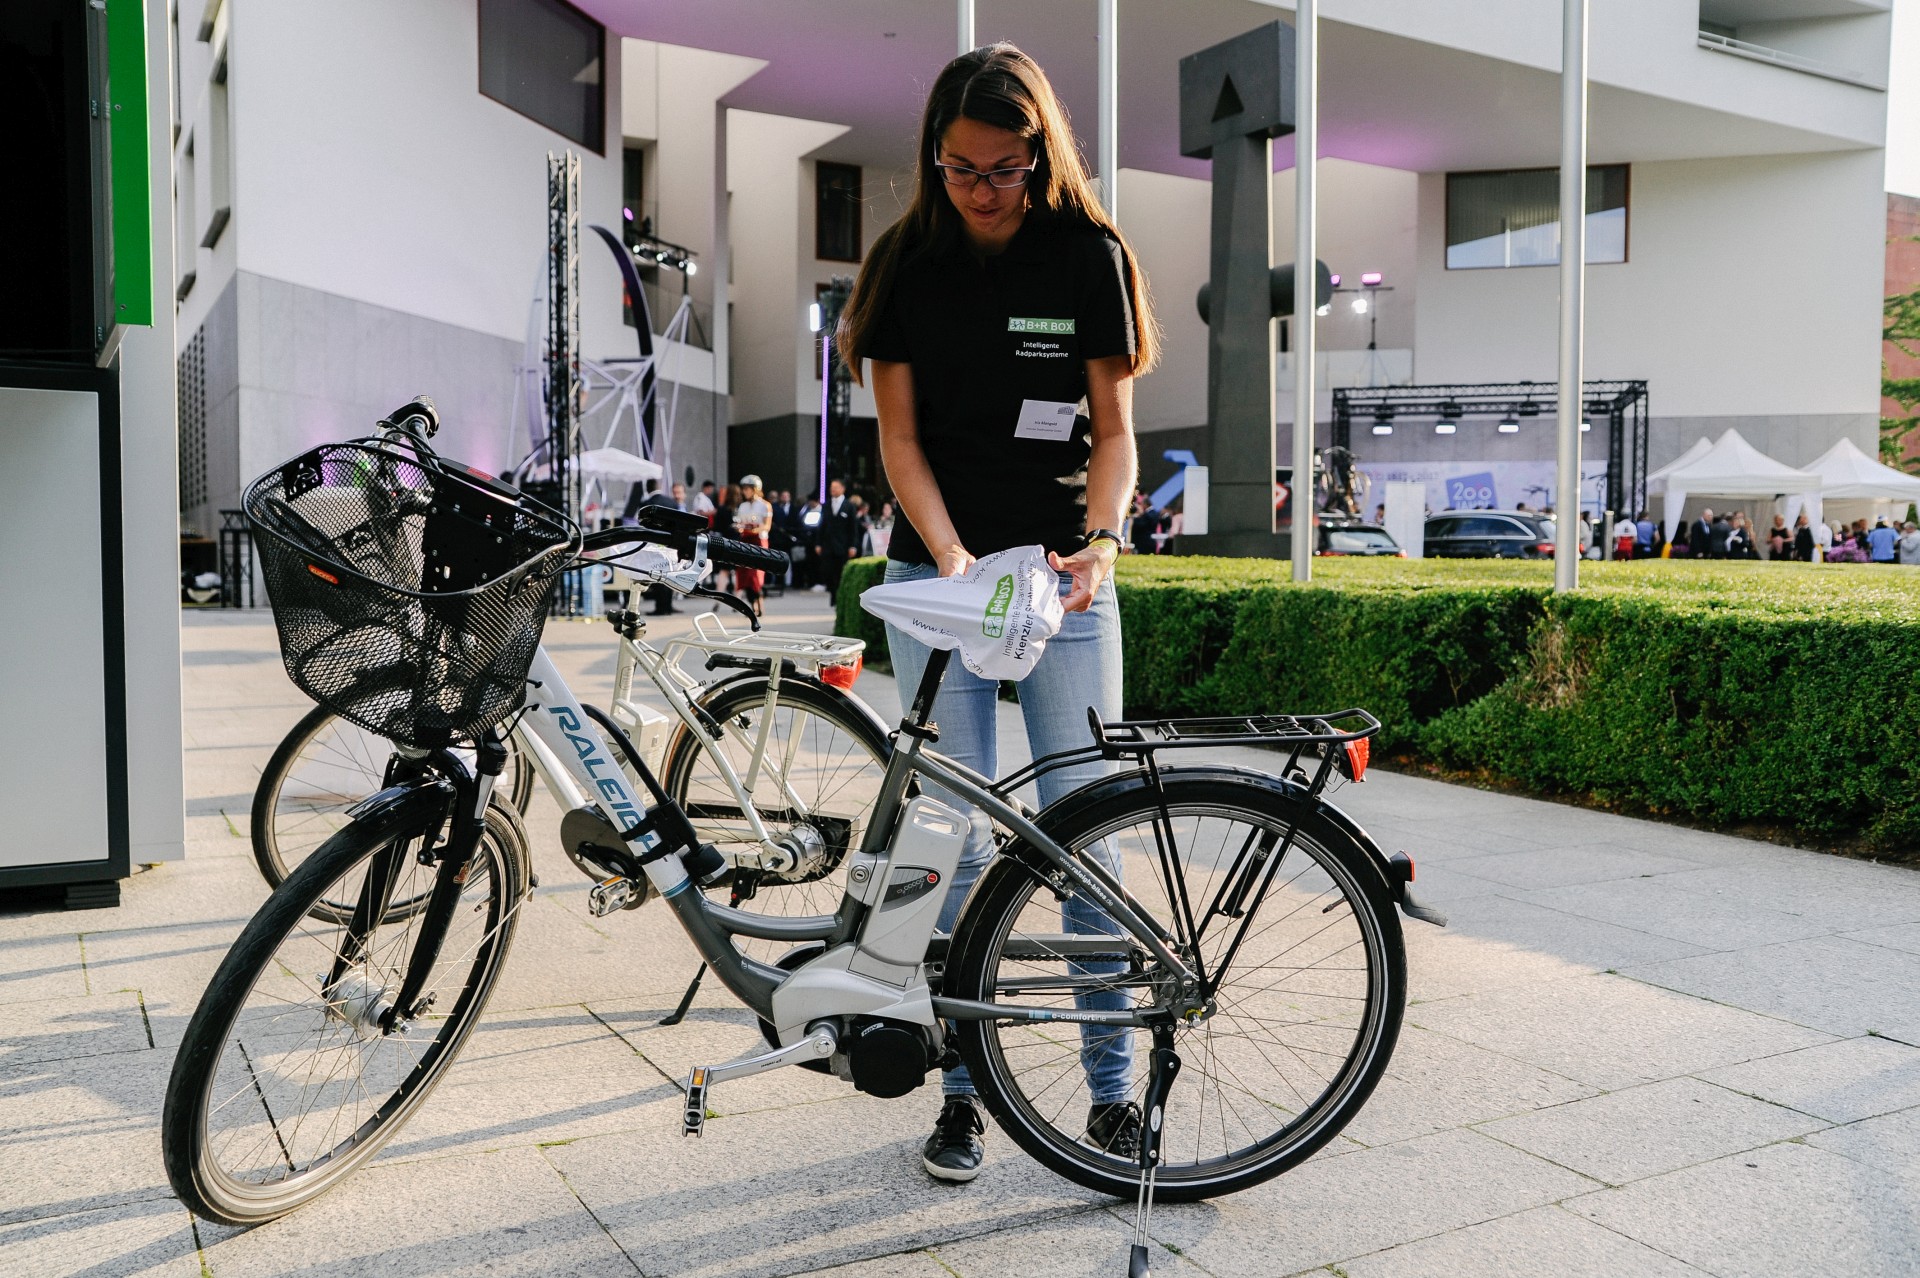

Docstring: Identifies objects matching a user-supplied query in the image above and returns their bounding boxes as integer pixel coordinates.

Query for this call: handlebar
[582,520,791,573]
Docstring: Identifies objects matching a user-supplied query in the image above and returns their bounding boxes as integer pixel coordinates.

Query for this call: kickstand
[1127,1023,1182,1278]
[658,963,707,1026]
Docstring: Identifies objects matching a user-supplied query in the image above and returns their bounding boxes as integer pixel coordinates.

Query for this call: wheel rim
[189,823,520,1207]
[973,802,1393,1186]
[670,688,887,961]
[266,714,531,917]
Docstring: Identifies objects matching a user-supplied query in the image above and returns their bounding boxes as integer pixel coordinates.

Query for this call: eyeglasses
[934,163,1036,190]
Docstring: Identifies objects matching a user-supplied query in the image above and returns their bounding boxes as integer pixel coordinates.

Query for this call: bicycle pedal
[683,1067,710,1136]
[588,876,639,917]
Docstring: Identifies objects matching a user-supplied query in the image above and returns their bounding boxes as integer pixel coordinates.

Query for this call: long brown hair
[839,43,1159,384]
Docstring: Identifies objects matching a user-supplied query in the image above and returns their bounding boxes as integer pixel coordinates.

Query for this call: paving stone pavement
[2,593,1916,1278]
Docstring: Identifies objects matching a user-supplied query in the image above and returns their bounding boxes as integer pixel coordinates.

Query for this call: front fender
[344,773,458,834]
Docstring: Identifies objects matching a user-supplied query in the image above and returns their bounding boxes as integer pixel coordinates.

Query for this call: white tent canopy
[1803,437,1920,503]
[1650,428,1820,536]
[1646,436,1713,487]
[578,447,664,483]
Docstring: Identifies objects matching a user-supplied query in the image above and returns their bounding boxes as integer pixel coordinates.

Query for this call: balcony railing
[1696,30,1884,90]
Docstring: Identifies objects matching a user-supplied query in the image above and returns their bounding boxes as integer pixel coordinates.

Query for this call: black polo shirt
[863,212,1137,565]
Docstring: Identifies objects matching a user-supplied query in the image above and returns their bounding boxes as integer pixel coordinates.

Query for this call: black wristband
[1085,528,1123,551]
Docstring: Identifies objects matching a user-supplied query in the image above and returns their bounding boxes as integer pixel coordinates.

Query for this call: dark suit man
[767,490,796,589]
[1692,510,1717,560]
[817,479,861,596]
[1707,514,1733,559]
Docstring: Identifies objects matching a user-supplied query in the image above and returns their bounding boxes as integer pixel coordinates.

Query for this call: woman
[1792,511,1814,562]
[731,475,773,615]
[839,42,1160,1184]
[1767,514,1790,561]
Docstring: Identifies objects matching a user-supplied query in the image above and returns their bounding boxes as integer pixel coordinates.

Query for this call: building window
[202,47,232,249]
[815,161,862,262]
[1445,165,1629,269]
[477,0,605,153]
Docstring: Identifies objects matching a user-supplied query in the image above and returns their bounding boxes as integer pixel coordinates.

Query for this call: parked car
[1317,522,1404,557]
[1422,510,1557,558]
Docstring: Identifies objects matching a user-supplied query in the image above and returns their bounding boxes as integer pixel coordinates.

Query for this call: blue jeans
[882,560,1133,1106]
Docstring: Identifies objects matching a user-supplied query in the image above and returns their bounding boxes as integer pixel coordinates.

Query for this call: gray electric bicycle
[162,405,1442,1275]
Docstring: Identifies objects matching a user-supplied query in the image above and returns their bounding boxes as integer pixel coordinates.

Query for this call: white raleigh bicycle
[162,402,1442,1276]
[250,548,889,991]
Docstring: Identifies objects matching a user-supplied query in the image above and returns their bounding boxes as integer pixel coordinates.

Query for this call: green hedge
[836,555,1920,852]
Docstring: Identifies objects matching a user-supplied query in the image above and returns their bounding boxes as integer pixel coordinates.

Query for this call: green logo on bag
[983,574,1014,638]
[1008,317,1075,335]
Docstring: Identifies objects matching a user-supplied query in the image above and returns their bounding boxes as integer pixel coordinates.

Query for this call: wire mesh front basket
[244,440,579,749]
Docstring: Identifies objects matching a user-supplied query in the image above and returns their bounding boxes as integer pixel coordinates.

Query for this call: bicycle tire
[251,702,535,897]
[164,796,531,1226]
[945,769,1405,1202]
[659,673,889,953]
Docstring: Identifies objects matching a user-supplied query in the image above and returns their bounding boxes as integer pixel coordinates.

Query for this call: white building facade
[172,0,1893,522]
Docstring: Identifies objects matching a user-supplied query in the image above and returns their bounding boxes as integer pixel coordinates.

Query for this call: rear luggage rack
[992,707,1381,802]
[1092,709,1380,755]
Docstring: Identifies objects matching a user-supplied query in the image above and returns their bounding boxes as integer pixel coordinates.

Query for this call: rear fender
[1010,764,1445,926]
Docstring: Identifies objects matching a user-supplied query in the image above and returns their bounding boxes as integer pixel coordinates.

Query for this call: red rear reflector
[1343,737,1369,783]
[307,564,340,585]
[820,655,862,689]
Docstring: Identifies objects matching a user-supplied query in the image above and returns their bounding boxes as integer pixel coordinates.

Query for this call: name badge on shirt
[1013,399,1079,442]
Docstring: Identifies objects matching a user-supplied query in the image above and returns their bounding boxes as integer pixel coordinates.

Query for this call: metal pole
[1554,0,1588,591]
[1098,0,1118,218]
[958,0,974,54]
[1290,0,1317,582]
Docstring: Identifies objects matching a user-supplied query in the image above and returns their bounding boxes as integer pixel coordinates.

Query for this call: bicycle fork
[324,738,507,1035]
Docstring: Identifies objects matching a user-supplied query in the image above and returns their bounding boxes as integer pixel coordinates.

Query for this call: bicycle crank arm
[681,1022,839,1136]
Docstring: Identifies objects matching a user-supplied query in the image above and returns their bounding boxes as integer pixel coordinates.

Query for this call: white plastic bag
[860,545,1065,682]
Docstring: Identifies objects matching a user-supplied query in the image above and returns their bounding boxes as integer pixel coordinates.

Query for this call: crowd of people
[1608,507,1920,564]
[621,475,898,614]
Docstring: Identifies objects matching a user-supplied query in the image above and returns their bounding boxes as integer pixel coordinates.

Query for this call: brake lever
[687,584,761,631]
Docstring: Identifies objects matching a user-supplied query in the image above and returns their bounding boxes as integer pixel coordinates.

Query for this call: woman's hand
[1049,540,1118,613]
[934,543,975,578]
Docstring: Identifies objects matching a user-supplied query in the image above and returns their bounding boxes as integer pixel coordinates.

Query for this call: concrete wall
[1124,158,1420,437]
[1413,149,1886,465]
[622,36,766,369]
[226,0,627,357]
[1327,0,1888,148]
[727,110,849,426]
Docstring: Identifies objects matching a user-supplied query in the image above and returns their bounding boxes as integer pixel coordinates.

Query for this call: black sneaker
[1084,1101,1143,1160]
[921,1095,986,1182]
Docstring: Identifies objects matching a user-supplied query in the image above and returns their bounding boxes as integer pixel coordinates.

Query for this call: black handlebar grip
[381,395,440,439]
[704,535,790,572]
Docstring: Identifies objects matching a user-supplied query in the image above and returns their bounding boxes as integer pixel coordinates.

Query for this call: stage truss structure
[1332,380,1650,520]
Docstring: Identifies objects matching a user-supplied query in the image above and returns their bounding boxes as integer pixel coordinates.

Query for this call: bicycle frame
[513,642,1199,1037]
[502,612,870,869]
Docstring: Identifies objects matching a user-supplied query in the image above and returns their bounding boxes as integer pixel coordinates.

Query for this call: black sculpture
[1178,21,1329,554]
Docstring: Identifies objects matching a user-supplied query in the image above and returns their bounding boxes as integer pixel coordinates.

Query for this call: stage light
[1351,297,1368,314]
[684,260,698,276]
[1328,273,1341,286]
[1372,424,1393,436]
[1435,422,1457,435]
[623,207,634,221]
[1360,271,1383,286]
[808,302,823,333]
[1315,303,1331,317]
[1498,416,1520,433]
[1440,401,1463,418]
[1580,419,1593,432]
[1518,401,1541,417]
